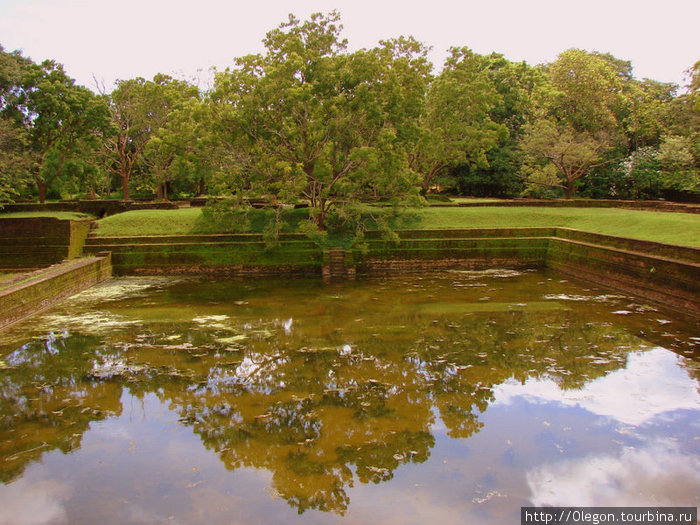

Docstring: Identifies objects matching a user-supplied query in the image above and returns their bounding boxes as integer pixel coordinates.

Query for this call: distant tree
[657,135,699,192]
[410,47,506,193]
[518,49,627,198]
[688,60,700,111]
[136,76,200,199]
[0,118,32,203]
[102,74,197,200]
[447,53,544,197]
[6,59,111,203]
[1,46,35,203]
[519,118,612,198]
[623,78,677,150]
[615,146,663,199]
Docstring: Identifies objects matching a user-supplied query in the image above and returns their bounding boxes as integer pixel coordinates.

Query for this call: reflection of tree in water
[0,302,691,515]
[0,334,123,483]
[137,309,639,514]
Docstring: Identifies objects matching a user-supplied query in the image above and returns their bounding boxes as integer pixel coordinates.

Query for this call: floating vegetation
[543,294,625,302]
[448,269,523,279]
[192,315,231,330]
[68,276,186,304]
[40,311,142,334]
[418,301,567,314]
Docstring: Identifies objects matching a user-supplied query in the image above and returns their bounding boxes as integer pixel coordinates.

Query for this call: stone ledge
[0,254,112,331]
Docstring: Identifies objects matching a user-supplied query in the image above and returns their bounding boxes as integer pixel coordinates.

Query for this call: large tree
[103,74,198,200]
[519,118,613,198]
[212,12,421,230]
[518,49,627,198]
[447,53,545,197]
[0,45,34,204]
[410,47,506,193]
[7,58,111,203]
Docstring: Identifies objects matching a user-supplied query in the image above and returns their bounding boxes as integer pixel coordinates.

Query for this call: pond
[0,270,698,524]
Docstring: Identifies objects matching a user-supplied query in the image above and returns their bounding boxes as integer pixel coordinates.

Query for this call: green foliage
[614,146,663,199]
[411,47,506,192]
[689,60,700,111]
[0,47,111,204]
[519,118,612,198]
[211,12,422,229]
[545,48,626,135]
[200,198,252,232]
[2,27,698,206]
[657,135,699,192]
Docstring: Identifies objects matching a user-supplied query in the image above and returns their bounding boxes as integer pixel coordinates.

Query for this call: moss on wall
[0,254,112,331]
[0,217,94,270]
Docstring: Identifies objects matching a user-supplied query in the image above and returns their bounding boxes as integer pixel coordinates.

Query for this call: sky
[0,0,698,92]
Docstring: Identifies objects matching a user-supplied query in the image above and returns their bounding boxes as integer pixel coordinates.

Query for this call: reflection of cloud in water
[0,477,71,525]
[527,440,700,506]
[66,277,185,304]
[493,348,700,426]
[449,269,522,279]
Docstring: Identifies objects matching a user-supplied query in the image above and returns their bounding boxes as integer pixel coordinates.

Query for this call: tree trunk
[315,199,327,231]
[36,178,47,204]
[565,179,574,199]
[197,178,205,197]
[121,172,130,201]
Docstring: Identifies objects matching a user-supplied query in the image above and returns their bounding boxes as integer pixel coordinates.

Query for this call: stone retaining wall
[0,217,92,270]
[0,254,112,330]
[444,199,700,213]
[1,200,178,217]
[7,223,693,320]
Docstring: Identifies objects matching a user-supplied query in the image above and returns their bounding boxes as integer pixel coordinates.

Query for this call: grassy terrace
[89,207,700,247]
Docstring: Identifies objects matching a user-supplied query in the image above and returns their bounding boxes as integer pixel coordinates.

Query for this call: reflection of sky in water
[493,348,700,426]
[1,274,699,524]
[0,475,71,525]
[527,440,700,507]
[491,347,700,508]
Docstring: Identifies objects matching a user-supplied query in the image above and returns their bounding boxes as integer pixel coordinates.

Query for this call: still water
[0,270,698,524]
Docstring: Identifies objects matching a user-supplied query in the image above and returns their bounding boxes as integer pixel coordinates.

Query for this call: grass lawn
[91,206,700,247]
[408,207,700,246]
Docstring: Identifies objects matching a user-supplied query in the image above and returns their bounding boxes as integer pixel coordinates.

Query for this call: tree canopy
[0,13,698,212]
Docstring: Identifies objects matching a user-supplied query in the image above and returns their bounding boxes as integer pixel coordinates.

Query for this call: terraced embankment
[83,228,699,317]
[0,254,112,330]
[0,214,696,325]
[0,216,92,270]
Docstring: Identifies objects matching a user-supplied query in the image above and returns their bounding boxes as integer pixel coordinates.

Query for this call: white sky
[1,0,698,92]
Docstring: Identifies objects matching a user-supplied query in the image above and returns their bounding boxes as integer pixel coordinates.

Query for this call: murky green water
[0,270,698,524]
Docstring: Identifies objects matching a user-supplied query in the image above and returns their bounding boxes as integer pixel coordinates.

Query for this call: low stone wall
[84,235,323,276]
[0,200,178,217]
[84,230,553,277]
[0,254,112,331]
[446,199,700,213]
[355,236,550,274]
[548,237,699,317]
[78,227,700,318]
[0,217,92,270]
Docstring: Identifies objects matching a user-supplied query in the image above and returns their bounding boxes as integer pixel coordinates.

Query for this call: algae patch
[417,301,568,315]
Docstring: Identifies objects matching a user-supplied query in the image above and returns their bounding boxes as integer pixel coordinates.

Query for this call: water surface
[1,270,698,524]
